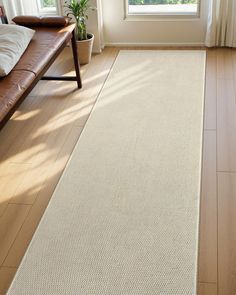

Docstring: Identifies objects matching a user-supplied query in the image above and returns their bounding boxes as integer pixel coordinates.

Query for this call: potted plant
[65,0,95,65]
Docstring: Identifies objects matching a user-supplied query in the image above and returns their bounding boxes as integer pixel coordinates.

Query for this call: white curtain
[205,0,236,47]
[2,0,38,22]
[2,0,25,21]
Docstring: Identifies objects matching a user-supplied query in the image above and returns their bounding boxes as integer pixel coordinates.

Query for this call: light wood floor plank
[0,83,46,162]
[6,122,78,204]
[218,172,236,295]
[206,49,217,76]
[231,50,236,83]
[217,79,236,172]
[0,204,31,265]
[2,92,71,164]
[217,48,234,80]
[0,124,77,207]
[3,126,83,268]
[198,130,217,283]
[0,163,31,217]
[198,283,217,295]
[0,80,65,165]
[0,267,16,295]
[204,49,217,130]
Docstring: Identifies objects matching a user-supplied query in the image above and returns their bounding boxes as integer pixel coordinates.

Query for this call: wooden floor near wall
[0,47,234,295]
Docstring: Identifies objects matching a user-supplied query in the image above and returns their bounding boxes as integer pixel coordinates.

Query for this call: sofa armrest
[12,16,71,27]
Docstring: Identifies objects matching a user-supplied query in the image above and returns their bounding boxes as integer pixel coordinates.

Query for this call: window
[37,0,59,15]
[126,0,200,17]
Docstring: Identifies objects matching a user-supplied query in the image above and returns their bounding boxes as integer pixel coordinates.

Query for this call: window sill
[124,15,200,21]
[124,4,200,21]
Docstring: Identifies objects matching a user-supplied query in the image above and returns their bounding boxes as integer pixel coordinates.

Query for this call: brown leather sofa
[0,11,82,129]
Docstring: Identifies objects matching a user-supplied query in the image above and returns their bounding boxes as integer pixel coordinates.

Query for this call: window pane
[41,0,57,8]
[128,0,198,15]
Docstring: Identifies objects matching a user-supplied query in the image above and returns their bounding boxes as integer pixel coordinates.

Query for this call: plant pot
[76,33,94,65]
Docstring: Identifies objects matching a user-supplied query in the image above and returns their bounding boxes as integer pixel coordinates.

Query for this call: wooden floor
[0,47,234,295]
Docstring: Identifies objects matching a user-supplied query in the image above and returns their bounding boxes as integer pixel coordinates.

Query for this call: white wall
[101,0,208,46]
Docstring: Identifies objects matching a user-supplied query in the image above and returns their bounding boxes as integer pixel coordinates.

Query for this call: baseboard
[104,42,205,48]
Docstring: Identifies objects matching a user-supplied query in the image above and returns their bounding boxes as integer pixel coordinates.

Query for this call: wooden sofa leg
[71,30,82,89]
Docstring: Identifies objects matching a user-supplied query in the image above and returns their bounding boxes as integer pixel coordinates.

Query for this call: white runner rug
[7,50,206,295]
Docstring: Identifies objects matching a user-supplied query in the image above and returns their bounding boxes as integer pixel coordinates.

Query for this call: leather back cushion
[12,16,70,27]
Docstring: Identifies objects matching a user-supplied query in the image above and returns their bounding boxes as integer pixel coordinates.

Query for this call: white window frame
[36,0,61,16]
[124,0,201,21]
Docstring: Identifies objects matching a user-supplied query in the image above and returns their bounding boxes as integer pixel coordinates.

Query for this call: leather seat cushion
[0,70,35,122]
[13,24,75,76]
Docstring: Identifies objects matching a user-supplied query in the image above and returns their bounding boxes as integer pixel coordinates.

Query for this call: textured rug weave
[7,50,206,295]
